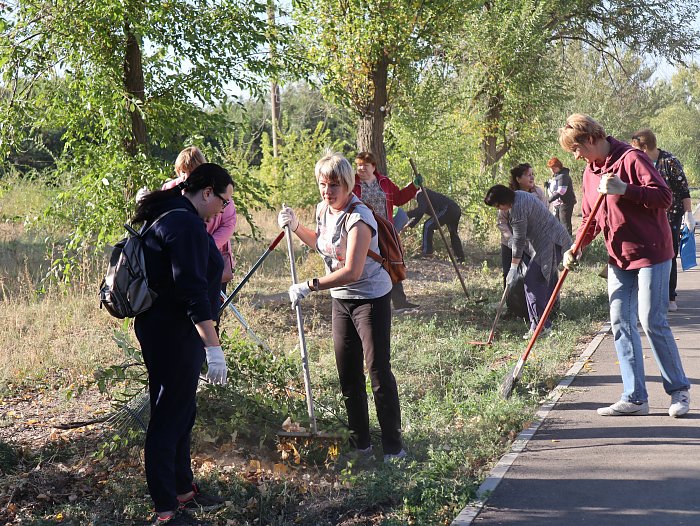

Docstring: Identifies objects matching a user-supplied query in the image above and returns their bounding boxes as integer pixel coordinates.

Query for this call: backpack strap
[343,201,385,264]
[135,208,189,238]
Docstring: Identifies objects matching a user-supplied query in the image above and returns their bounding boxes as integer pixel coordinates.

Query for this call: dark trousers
[555,202,574,237]
[669,217,682,300]
[422,205,465,260]
[331,292,403,454]
[501,244,512,289]
[523,259,556,330]
[390,281,410,307]
[136,317,204,513]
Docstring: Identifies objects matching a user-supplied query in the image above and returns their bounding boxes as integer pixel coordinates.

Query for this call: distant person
[485,184,570,339]
[163,147,237,293]
[405,187,465,263]
[498,163,548,286]
[278,151,406,462]
[353,151,422,311]
[546,157,577,236]
[134,163,233,524]
[559,114,690,418]
[630,129,694,312]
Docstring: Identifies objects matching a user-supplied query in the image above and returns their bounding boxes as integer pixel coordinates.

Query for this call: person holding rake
[559,114,690,418]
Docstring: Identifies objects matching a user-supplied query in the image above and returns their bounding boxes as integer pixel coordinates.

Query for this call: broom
[500,192,605,399]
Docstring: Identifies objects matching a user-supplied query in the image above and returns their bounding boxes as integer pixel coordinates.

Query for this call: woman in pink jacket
[163,147,237,293]
[559,114,690,418]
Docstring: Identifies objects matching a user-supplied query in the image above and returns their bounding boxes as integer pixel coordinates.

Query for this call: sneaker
[669,389,690,418]
[383,449,407,463]
[336,445,374,468]
[393,301,419,312]
[152,510,209,526]
[668,301,678,312]
[178,483,224,512]
[597,400,649,416]
[522,327,551,340]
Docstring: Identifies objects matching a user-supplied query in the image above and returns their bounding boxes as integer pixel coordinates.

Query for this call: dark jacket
[548,167,577,206]
[138,195,223,325]
[578,136,673,270]
[405,188,460,227]
[655,149,691,226]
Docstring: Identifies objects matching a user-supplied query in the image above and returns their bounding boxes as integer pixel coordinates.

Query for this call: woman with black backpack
[132,163,233,525]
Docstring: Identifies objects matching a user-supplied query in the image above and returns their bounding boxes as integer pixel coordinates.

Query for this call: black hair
[484,184,515,207]
[132,163,233,223]
[509,163,532,190]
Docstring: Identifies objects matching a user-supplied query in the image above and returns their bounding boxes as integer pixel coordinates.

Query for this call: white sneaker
[597,400,649,416]
[668,301,678,312]
[522,327,551,340]
[383,449,407,463]
[669,390,690,417]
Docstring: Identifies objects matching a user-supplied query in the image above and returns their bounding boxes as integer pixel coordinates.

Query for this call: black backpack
[99,209,186,318]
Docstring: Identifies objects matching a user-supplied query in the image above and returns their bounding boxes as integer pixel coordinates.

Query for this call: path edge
[450,321,611,526]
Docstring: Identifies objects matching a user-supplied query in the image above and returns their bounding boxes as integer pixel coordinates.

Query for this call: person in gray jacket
[546,157,577,236]
[485,184,571,338]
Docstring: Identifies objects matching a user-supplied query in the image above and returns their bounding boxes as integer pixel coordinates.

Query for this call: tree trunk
[480,92,506,177]
[123,23,148,157]
[356,53,389,176]
[268,1,281,158]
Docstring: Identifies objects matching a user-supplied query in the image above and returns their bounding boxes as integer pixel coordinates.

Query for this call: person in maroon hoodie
[559,114,690,418]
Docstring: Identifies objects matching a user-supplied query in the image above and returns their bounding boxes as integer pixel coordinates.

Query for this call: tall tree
[292,0,468,175]
[452,0,700,175]
[0,0,288,162]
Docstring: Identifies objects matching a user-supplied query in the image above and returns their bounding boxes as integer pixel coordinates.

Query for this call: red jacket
[577,136,673,270]
[352,170,418,225]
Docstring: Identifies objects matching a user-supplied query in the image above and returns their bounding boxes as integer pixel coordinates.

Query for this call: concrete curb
[451,321,612,526]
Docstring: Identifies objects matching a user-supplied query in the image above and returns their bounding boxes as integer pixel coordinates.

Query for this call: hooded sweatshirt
[577,136,673,270]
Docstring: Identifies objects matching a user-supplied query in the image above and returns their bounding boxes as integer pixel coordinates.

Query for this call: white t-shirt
[315,196,393,300]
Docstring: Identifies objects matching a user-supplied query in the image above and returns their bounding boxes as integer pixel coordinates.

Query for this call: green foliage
[650,65,700,185]
[257,124,346,208]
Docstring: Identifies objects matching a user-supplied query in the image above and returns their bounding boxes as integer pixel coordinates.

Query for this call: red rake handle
[516,192,605,368]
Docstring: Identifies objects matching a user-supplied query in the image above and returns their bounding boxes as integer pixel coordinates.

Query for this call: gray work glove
[204,345,227,385]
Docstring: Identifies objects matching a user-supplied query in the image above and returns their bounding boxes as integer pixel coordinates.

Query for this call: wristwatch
[309,278,320,291]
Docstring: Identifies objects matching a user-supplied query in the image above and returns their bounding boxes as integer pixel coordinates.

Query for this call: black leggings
[331,292,403,454]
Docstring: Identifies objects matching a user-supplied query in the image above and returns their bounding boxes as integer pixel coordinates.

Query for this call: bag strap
[343,201,384,264]
[135,208,189,238]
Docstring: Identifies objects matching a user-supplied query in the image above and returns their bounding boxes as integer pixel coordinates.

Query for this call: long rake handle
[285,224,318,435]
[511,192,606,381]
[219,230,285,315]
[409,158,469,299]
[486,284,510,344]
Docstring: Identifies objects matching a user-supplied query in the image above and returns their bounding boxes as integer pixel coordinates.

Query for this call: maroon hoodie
[577,136,673,270]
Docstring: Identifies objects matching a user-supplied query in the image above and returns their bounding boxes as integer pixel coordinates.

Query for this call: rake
[500,192,605,399]
[468,284,509,346]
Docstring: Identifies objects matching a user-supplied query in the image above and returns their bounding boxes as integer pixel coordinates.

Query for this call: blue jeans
[608,260,690,403]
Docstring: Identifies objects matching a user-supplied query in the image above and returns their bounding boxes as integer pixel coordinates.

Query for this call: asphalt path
[454,233,700,525]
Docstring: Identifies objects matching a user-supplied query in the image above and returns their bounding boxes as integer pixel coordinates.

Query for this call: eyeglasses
[214,192,230,209]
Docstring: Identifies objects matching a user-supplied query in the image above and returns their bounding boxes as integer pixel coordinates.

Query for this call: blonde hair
[174,146,206,176]
[558,114,607,152]
[314,150,355,192]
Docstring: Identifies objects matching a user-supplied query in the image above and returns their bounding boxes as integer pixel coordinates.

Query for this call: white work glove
[278,205,299,232]
[597,174,627,195]
[683,211,696,232]
[563,247,582,270]
[204,346,227,385]
[505,264,519,287]
[289,282,312,308]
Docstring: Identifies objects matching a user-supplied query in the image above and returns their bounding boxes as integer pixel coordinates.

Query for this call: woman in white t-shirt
[277,152,406,462]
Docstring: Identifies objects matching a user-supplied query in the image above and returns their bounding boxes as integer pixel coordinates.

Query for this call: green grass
[0,176,610,525]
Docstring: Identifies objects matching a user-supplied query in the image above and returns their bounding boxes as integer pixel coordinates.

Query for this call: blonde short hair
[174,146,206,176]
[558,114,607,152]
[314,151,355,192]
